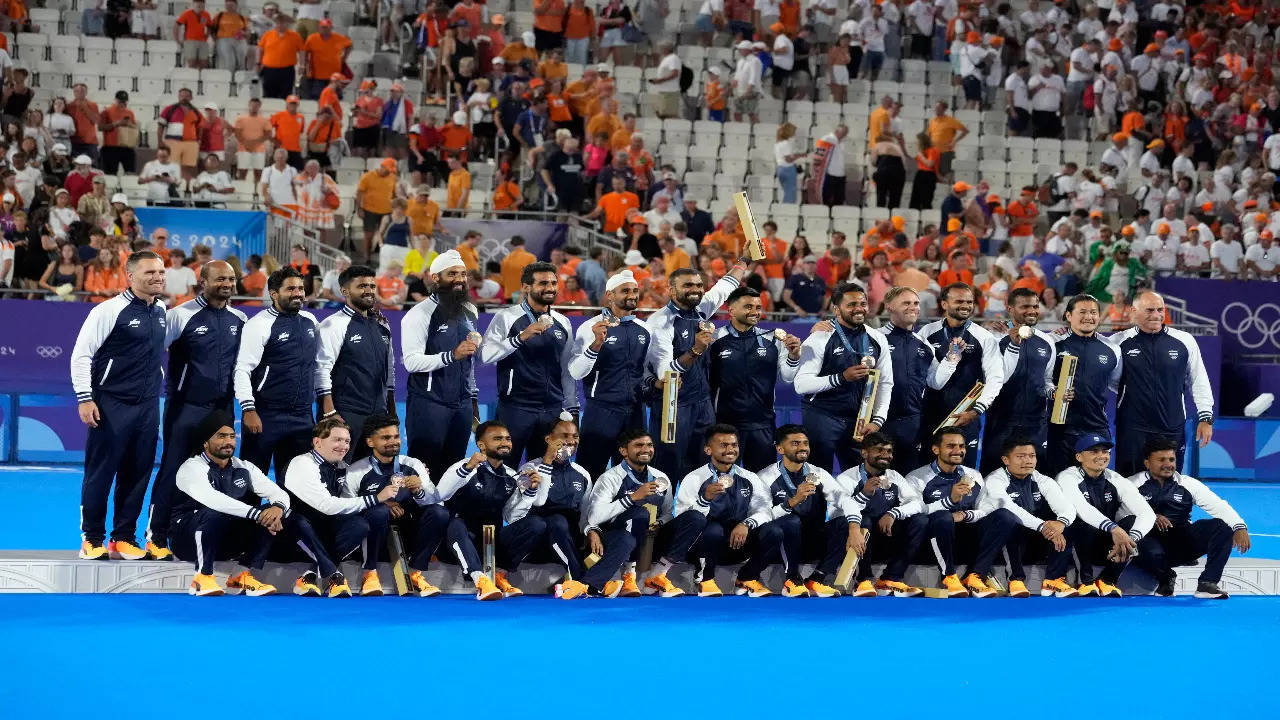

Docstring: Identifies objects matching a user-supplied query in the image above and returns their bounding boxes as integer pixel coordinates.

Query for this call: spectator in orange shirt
[556,273,590,314]
[859,219,896,262]
[83,247,129,303]
[940,218,978,258]
[501,30,540,66]
[563,0,595,65]
[376,261,408,310]
[499,235,537,299]
[317,72,347,120]
[493,167,523,212]
[257,13,304,99]
[270,94,306,169]
[705,67,726,122]
[537,47,569,82]
[937,250,974,287]
[302,19,352,99]
[756,220,789,297]
[445,154,472,211]
[533,0,567,50]
[349,79,385,158]
[609,112,636,152]
[67,83,102,164]
[209,0,251,73]
[660,235,691,272]
[174,0,212,69]
[1005,186,1039,239]
[440,110,472,162]
[816,246,851,288]
[585,174,640,233]
[158,88,204,177]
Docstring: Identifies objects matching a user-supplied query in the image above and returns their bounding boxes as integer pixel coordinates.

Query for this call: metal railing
[265,211,346,279]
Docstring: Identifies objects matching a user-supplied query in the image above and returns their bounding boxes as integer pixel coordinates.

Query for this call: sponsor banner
[134,207,267,260]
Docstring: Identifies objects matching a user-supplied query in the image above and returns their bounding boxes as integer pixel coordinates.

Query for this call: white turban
[605,270,637,293]
[429,249,466,275]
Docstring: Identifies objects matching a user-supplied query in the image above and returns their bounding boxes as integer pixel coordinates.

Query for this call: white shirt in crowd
[859,17,887,53]
[697,0,724,17]
[819,132,845,178]
[194,170,234,203]
[1211,238,1244,277]
[1067,47,1097,83]
[1028,72,1065,111]
[1245,242,1277,277]
[772,33,795,71]
[734,53,763,97]
[1179,240,1210,274]
[1144,235,1179,272]
[165,264,196,298]
[141,159,182,203]
[654,52,683,93]
[260,163,299,207]
[1263,133,1280,171]
[774,137,795,168]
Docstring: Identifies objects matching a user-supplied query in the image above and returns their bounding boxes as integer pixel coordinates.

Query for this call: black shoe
[1155,575,1176,597]
[1194,581,1229,599]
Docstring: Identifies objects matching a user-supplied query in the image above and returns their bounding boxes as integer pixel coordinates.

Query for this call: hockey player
[529,415,593,585]
[1045,294,1122,475]
[979,288,1055,474]
[918,283,1005,451]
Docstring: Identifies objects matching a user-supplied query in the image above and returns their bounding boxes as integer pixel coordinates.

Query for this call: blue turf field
[1,467,1277,718]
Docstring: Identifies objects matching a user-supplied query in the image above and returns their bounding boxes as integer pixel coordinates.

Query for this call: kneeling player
[1055,434,1155,598]
[282,418,400,598]
[907,427,1019,598]
[983,437,1078,597]
[755,424,843,598]
[437,421,548,600]
[649,424,786,598]
[172,411,331,597]
[346,414,451,597]
[1133,438,1250,599]
[834,432,927,598]
[531,415,594,586]
[563,428,674,599]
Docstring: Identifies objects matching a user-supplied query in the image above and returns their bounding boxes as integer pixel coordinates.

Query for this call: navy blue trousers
[1115,427,1185,478]
[81,395,160,544]
[1067,515,1154,584]
[1004,524,1074,581]
[732,424,779,473]
[172,507,335,575]
[927,507,1019,576]
[306,504,391,572]
[801,406,859,474]
[406,396,472,480]
[880,413,924,475]
[1134,518,1233,584]
[497,403,563,466]
[442,514,549,576]
[774,513,848,582]
[580,505,650,590]
[980,419,1048,475]
[658,509,782,581]
[240,408,314,478]
[530,508,586,579]
[577,399,646,477]
[650,399,716,484]
[858,512,928,582]
[397,503,451,572]
[149,400,227,547]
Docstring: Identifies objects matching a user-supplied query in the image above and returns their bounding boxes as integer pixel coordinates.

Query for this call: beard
[436,282,469,314]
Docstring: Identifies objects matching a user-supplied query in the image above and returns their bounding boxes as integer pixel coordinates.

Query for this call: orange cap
[769,21,785,34]
[1089,209,1103,218]
[360,79,376,91]
[1157,222,1170,233]
[1263,230,1274,239]
[1201,202,1215,212]
[491,13,505,25]
[953,181,972,192]
[989,36,1004,47]
[1146,138,1164,149]
[987,194,1001,204]
[947,218,962,231]
[1108,38,1122,51]
[380,158,397,171]
[1112,132,1128,143]
[285,94,299,103]
[1253,211,1267,221]
[1121,225,1135,236]
[966,31,980,43]
[892,215,904,230]
[1144,43,1160,53]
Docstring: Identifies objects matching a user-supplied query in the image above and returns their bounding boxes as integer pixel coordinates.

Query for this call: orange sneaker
[555,579,589,599]
[643,573,686,597]
[79,540,108,560]
[942,574,970,598]
[108,540,147,561]
[495,571,524,597]
[360,570,384,596]
[852,580,878,597]
[226,570,276,596]
[875,579,923,597]
[474,574,503,601]
[619,572,642,597]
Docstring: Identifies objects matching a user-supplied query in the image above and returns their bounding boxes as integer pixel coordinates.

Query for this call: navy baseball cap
[1074,434,1114,453]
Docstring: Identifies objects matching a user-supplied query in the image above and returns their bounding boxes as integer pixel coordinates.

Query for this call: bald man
[1107,291,1215,476]
[147,260,247,559]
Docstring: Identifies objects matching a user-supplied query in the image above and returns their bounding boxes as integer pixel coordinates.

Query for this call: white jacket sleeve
[1036,472,1076,526]
[1056,468,1118,532]
[1113,474,1155,540]
[775,335,801,382]
[503,472,540,524]
[70,297,126,403]
[233,311,270,411]
[1175,328,1215,422]
[400,299,455,373]
[1181,476,1245,530]
[314,313,350,398]
[984,472,1043,531]
[742,470,788,529]
[176,458,264,519]
[568,316,603,380]
[674,469,713,516]
[1105,338,1124,393]
[478,307,520,365]
[584,469,627,529]
[973,326,1005,414]
[696,272,741,316]
[246,461,291,511]
[870,329,894,424]
[436,460,477,502]
[793,332,841,395]
[282,456,375,515]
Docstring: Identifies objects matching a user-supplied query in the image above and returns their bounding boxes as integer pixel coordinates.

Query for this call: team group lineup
[66,240,1253,601]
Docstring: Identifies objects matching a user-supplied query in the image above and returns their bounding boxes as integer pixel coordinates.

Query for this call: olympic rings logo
[36,346,63,358]
[1220,302,1280,350]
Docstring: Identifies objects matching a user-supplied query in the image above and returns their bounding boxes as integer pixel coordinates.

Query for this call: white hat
[203,101,219,111]
[52,143,68,155]
[74,154,92,165]
[736,40,753,50]
[111,192,129,205]
[1,193,13,204]
[605,270,638,293]
[522,31,536,46]
[596,63,611,73]
[429,249,466,275]
[752,41,767,50]
[452,110,467,125]
[491,57,505,66]
[623,249,646,266]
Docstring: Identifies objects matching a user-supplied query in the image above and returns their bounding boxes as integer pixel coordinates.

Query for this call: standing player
[346,414,451,597]
[794,282,894,472]
[436,421,548,601]
[566,428,675,600]
[906,426,1017,598]
[707,286,802,471]
[1109,290,1214,476]
[282,418,400,598]
[401,250,479,478]
[1055,434,1155,598]
[1045,294,1122,476]
[234,267,320,477]
[316,265,395,462]
[835,433,927,597]
[983,437,1079,598]
[568,271,652,476]
[979,287,1055,474]
[148,260,244,560]
[173,411,328,597]
[918,283,1004,452]
[649,425,787,598]
[1133,438,1249,599]
[644,264,746,480]
[880,287,944,473]
[479,262,577,464]
[530,415,593,586]
[755,424,843,598]
[71,250,168,560]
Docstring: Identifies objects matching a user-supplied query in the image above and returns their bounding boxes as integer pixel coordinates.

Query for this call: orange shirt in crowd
[534,0,566,31]
[211,10,248,39]
[938,267,975,287]
[609,126,632,153]
[353,94,384,129]
[706,80,725,111]
[242,270,266,304]
[664,248,692,272]
[407,196,441,235]
[779,0,801,34]
[234,113,272,152]
[84,265,128,303]
[307,116,342,145]
[564,6,595,39]
[446,168,472,210]
[547,93,573,123]
[448,3,484,32]
[376,274,406,308]
[270,110,304,152]
[457,243,480,271]
[1012,275,1046,294]
[538,59,568,82]
[586,112,621,142]
[357,170,397,214]
[304,32,352,80]
[559,256,581,277]
[175,9,211,41]
[318,85,342,118]
[702,229,740,257]
[760,236,788,279]
[941,231,978,257]
[70,99,100,145]
[440,122,472,153]
[597,190,639,233]
[258,27,304,68]
[493,180,522,211]
[500,246,537,295]
[101,105,136,147]
[1006,199,1038,237]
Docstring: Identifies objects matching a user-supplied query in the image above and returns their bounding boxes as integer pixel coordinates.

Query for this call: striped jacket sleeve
[232,311,271,411]
[282,456,374,515]
[69,295,127,403]
[1180,475,1245,530]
